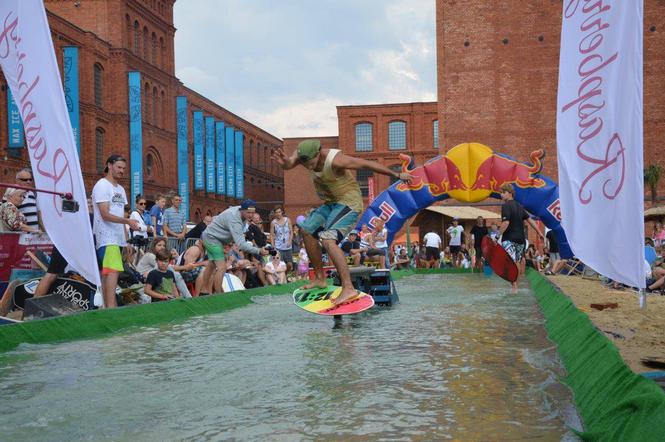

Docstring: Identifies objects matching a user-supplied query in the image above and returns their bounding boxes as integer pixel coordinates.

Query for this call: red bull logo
[396,143,547,203]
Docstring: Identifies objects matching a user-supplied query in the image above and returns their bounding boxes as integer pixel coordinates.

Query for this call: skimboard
[481,236,518,283]
[293,285,374,316]
[222,273,245,292]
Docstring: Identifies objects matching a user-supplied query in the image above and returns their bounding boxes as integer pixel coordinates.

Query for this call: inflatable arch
[357,142,573,258]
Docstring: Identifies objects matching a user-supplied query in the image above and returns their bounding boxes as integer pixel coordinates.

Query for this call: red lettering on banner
[560,0,625,205]
[547,199,562,222]
[368,202,396,230]
[0,11,74,216]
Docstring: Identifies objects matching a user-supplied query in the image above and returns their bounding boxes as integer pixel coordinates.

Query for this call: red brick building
[0,0,283,220]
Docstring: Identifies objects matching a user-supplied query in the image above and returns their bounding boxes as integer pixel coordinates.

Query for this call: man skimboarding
[272,139,413,305]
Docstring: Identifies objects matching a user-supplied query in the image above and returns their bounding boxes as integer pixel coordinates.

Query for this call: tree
[644,164,663,204]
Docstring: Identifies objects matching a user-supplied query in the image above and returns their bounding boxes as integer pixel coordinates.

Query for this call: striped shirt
[17,191,39,227]
[163,206,186,234]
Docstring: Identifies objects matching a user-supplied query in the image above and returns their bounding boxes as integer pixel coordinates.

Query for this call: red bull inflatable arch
[358,142,573,258]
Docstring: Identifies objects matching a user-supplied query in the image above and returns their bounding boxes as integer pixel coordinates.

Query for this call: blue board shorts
[299,203,359,242]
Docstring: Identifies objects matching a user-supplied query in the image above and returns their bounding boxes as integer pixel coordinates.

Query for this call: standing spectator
[291,224,304,268]
[185,215,212,240]
[163,194,187,240]
[92,155,139,308]
[545,229,564,275]
[470,216,489,270]
[11,168,41,230]
[497,183,543,293]
[270,206,293,273]
[423,230,442,269]
[150,195,166,237]
[1,188,37,232]
[129,195,151,239]
[447,218,464,267]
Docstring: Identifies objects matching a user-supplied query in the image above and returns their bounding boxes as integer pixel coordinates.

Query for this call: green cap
[296,139,321,161]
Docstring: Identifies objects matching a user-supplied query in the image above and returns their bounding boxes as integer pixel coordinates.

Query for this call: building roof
[424,205,500,220]
[645,206,665,218]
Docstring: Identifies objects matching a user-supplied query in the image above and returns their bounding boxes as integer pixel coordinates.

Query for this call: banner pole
[639,289,647,310]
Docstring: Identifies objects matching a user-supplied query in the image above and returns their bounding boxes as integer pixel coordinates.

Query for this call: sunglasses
[17,177,33,182]
[138,202,146,206]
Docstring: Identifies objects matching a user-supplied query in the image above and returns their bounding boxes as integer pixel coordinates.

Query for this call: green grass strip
[527,269,665,441]
[0,268,470,353]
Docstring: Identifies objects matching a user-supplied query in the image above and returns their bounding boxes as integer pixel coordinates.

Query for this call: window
[161,90,165,125]
[152,87,158,126]
[133,21,140,54]
[144,83,150,122]
[125,15,131,48]
[95,128,105,172]
[433,120,439,149]
[355,123,373,151]
[356,169,374,197]
[93,63,103,107]
[249,140,254,165]
[145,152,154,178]
[143,27,149,60]
[389,165,402,185]
[388,120,406,150]
[151,33,157,64]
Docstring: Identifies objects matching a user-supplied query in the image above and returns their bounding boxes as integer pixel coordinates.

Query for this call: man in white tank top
[272,139,414,305]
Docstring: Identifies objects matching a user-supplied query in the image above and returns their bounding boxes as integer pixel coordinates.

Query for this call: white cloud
[243,97,340,138]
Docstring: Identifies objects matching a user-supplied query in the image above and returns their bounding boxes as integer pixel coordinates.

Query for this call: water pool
[0,273,581,441]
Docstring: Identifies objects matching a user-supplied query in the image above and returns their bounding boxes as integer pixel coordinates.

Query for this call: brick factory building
[0,0,284,220]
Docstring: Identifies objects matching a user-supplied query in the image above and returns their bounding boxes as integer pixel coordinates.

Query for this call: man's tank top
[310,149,363,213]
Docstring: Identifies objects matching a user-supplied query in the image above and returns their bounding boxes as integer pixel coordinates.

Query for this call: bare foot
[301,279,328,290]
[511,282,518,294]
[331,286,358,306]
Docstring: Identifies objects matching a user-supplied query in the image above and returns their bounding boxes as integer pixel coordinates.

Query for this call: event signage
[215,121,226,195]
[205,116,215,193]
[193,111,204,190]
[0,0,100,286]
[556,0,645,288]
[6,87,23,147]
[62,46,80,154]
[127,71,143,208]
[225,126,235,197]
[234,130,244,199]
[176,96,189,221]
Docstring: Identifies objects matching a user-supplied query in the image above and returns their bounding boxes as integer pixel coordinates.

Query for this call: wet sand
[546,275,665,373]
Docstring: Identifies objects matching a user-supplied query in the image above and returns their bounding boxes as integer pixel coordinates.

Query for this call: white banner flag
[557,1,645,288]
[0,0,100,286]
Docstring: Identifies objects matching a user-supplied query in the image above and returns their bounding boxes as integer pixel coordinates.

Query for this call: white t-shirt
[129,210,148,238]
[447,225,464,246]
[92,178,128,248]
[373,227,388,248]
[423,232,442,248]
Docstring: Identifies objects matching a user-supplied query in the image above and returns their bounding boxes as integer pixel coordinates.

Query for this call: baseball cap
[240,199,257,212]
[349,229,359,235]
[296,139,321,161]
[453,217,459,221]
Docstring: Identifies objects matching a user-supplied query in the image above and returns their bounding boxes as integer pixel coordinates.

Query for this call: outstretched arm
[271,146,300,170]
[332,153,414,183]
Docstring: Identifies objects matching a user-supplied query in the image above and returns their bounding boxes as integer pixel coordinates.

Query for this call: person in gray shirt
[200,199,269,294]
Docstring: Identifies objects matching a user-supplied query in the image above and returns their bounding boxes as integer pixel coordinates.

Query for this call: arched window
[256,142,261,167]
[355,122,373,152]
[264,146,269,171]
[95,128,105,172]
[389,165,402,185]
[125,15,131,48]
[433,120,439,149]
[151,33,158,64]
[143,27,149,60]
[159,37,165,63]
[93,63,103,107]
[249,140,254,165]
[133,21,140,54]
[357,169,374,197]
[388,120,406,150]
[144,83,150,123]
[152,87,158,126]
[145,152,154,178]
[160,90,166,126]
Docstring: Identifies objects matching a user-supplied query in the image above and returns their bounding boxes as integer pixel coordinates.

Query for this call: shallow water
[0,274,581,441]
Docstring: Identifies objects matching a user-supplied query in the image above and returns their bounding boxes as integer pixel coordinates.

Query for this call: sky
[173,0,436,139]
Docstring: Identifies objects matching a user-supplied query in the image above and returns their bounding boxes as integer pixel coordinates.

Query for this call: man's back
[424,232,441,248]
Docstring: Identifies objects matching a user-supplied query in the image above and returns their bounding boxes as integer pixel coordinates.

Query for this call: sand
[545,275,665,373]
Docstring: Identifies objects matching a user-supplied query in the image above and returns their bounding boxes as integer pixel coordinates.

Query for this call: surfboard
[293,285,374,316]
[481,236,519,283]
[222,273,245,292]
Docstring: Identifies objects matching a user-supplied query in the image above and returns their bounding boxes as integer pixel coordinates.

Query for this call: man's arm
[229,217,263,256]
[98,202,139,229]
[271,146,300,170]
[525,217,544,239]
[269,221,276,247]
[331,153,414,183]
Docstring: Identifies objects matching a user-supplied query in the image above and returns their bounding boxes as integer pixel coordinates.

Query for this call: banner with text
[215,121,226,195]
[225,126,235,198]
[205,116,215,193]
[63,46,80,155]
[193,111,204,190]
[234,130,244,199]
[0,0,100,285]
[128,71,143,208]
[557,0,645,287]
[6,87,23,147]
[176,96,189,221]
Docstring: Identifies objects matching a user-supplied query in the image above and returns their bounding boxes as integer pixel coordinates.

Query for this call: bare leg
[323,239,357,306]
[34,273,58,297]
[212,261,227,294]
[301,231,327,289]
[266,273,276,285]
[200,261,216,295]
[102,272,119,308]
